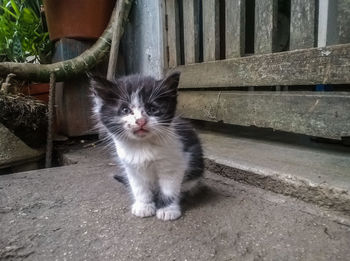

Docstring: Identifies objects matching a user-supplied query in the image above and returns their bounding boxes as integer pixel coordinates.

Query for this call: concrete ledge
[200,130,350,214]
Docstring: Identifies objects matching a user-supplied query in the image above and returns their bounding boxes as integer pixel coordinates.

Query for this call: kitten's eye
[147,105,159,114]
[121,107,131,115]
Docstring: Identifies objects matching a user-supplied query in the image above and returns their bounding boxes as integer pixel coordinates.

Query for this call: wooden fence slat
[52,38,94,136]
[318,0,337,47]
[337,0,350,44]
[318,0,350,47]
[183,0,200,64]
[166,0,181,67]
[178,91,350,139]
[254,0,278,54]
[225,0,245,58]
[166,0,181,68]
[203,0,220,61]
[290,0,316,50]
[175,44,350,88]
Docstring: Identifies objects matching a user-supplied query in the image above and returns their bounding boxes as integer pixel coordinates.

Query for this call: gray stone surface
[200,130,350,213]
[1,146,350,260]
[0,123,43,169]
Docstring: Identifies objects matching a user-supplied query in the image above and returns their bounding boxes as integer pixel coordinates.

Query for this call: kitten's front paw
[131,202,156,218]
[156,206,181,221]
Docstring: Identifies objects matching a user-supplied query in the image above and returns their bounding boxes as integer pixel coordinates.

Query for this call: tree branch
[0,0,133,82]
[107,0,128,80]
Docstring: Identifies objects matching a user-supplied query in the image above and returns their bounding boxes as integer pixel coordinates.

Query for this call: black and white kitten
[90,72,203,221]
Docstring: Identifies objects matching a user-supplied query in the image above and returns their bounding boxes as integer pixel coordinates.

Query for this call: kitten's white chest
[113,139,183,167]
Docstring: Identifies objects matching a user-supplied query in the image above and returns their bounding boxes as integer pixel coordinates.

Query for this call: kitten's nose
[135,118,147,127]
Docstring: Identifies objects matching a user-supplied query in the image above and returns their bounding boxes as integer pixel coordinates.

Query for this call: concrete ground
[1,146,350,261]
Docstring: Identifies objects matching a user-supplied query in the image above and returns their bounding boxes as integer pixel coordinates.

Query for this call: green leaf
[10,0,20,16]
[0,5,18,19]
[28,4,39,19]
[0,0,52,63]
[24,0,41,17]
[21,7,35,24]
[12,32,23,62]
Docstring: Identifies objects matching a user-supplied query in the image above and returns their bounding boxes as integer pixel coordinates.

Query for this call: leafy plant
[0,0,53,63]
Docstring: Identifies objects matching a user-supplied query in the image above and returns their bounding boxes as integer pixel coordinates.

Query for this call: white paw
[156,206,181,221]
[131,202,156,218]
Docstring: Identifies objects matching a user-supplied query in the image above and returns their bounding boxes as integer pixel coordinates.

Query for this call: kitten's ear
[88,74,116,101]
[160,71,181,94]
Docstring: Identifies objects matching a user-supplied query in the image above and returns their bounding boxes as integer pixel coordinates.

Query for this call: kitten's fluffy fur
[90,72,203,221]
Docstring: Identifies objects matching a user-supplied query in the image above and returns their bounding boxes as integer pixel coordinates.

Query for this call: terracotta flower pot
[22,83,50,104]
[43,0,116,41]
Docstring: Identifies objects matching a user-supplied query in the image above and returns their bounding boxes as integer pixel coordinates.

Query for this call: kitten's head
[90,72,181,141]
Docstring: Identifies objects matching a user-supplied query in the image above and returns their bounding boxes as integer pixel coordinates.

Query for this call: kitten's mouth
[133,128,150,136]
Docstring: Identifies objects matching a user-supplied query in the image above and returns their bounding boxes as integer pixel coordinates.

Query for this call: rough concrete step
[199,129,350,214]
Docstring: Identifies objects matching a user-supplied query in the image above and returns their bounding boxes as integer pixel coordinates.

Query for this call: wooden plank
[123,0,165,79]
[318,0,338,47]
[203,0,220,61]
[225,0,245,58]
[317,0,350,47]
[290,0,316,50]
[254,0,278,54]
[337,0,350,44]
[52,38,95,136]
[178,91,350,139]
[183,0,200,64]
[166,0,181,67]
[161,0,169,73]
[175,44,350,88]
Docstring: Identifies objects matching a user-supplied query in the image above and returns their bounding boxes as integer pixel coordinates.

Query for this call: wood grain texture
[52,38,94,137]
[254,0,278,54]
[317,0,329,46]
[290,0,316,50]
[166,0,181,67]
[183,0,200,64]
[337,0,350,44]
[225,0,245,58]
[161,0,168,74]
[175,44,350,88]
[203,0,220,61]
[178,91,350,139]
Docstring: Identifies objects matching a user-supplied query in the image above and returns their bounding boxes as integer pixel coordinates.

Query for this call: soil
[0,93,47,148]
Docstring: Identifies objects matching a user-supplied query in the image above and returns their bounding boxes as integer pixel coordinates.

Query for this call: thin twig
[107,0,132,80]
[45,72,56,168]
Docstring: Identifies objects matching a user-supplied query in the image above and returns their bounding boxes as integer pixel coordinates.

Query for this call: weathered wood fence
[165,0,350,139]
